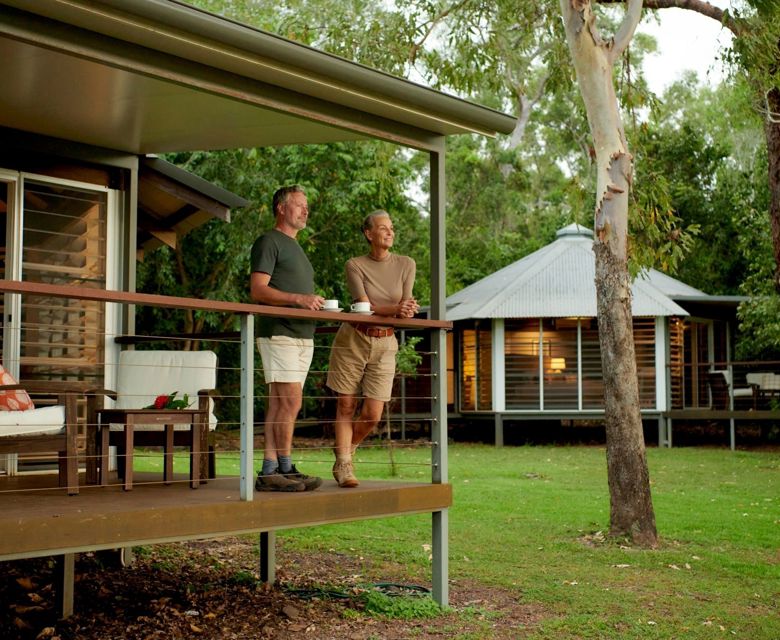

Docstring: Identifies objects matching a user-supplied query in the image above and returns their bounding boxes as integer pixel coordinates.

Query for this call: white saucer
[350,310,373,315]
[323,307,343,312]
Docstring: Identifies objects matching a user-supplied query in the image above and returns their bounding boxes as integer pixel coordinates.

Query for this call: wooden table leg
[190,421,200,489]
[164,424,174,485]
[123,423,134,491]
[99,424,109,487]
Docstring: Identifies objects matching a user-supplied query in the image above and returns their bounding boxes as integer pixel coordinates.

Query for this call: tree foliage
[628,76,771,289]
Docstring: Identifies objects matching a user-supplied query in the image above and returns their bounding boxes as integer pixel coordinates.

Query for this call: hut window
[460,321,492,411]
[634,318,656,408]
[18,179,108,383]
[504,319,541,409]
[542,319,577,410]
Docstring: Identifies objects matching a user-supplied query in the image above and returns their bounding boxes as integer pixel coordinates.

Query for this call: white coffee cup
[322,299,339,310]
[350,301,371,313]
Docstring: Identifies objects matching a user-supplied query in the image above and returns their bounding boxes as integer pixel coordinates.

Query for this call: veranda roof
[0,0,516,153]
[446,224,694,320]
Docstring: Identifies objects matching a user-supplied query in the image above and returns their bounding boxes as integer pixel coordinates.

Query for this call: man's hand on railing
[294,293,326,311]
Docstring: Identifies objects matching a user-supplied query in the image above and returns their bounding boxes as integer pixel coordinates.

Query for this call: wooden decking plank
[0,474,451,561]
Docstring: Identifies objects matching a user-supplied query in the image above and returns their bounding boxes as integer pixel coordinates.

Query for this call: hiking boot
[282,464,322,491]
[255,472,305,492]
[332,459,359,488]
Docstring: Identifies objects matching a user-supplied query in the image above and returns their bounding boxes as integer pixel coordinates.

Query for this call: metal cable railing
[0,280,450,497]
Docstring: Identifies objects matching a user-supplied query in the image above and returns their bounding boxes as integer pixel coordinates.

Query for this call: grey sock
[278,455,292,473]
[261,459,278,476]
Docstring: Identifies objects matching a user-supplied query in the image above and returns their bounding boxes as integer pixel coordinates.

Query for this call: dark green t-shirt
[250,229,315,339]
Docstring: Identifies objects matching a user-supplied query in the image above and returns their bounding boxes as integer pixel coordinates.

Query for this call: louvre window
[19,180,108,383]
[503,317,657,411]
[504,319,542,409]
[460,321,492,411]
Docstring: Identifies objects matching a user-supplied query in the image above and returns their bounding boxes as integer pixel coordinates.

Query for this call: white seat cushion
[763,373,780,391]
[0,404,65,437]
[746,373,766,387]
[111,350,218,431]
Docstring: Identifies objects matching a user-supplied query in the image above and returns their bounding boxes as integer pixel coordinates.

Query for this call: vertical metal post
[494,413,504,447]
[492,319,505,413]
[240,313,255,501]
[432,327,449,607]
[577,320,583,411]
[260,531,276,583]
[430,143,449,608]
[726,321,736,451]
[493,318,505,448]
[57,553,75,618]
[400,329,407,440]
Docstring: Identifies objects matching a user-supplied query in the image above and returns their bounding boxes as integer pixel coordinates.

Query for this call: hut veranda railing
[0,279,452,606]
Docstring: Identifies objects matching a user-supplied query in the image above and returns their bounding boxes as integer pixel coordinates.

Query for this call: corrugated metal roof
[447,224,692,320]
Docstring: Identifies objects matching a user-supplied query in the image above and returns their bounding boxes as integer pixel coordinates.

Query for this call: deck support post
[259,531,275,583]
[56,553,75,619]
[657,415,666,447]
[240,313,255,501]
[494,413,504,447]
[432,509,448,606]
[729,418,736,451]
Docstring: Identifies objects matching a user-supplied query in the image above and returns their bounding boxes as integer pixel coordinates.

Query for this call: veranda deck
[0,472,452,561]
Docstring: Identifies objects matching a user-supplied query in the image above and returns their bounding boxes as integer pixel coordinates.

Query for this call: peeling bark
[560,0,658,546]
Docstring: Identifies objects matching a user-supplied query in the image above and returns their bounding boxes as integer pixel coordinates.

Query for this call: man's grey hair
[272,185,305,217]
[362,210,390,243]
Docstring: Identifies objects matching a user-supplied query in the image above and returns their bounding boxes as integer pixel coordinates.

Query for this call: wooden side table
[96,408,206,491]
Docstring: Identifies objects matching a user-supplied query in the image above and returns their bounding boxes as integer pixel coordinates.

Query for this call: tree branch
[609,0,644,63]
[408,0,472,64]
[598,0,741,35]
[508,72,551,150]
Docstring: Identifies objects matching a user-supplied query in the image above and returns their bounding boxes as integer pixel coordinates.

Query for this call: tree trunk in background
[767,87,780,292]
[560,0,657,546]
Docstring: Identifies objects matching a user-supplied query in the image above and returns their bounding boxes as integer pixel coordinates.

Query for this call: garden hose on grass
[284,582,431,601]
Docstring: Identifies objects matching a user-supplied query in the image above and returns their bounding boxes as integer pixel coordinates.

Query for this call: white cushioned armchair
[86,350,218,486]
[0,382,83,495]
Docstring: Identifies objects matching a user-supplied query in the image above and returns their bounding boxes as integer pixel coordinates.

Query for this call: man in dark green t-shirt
[250,185,324,492]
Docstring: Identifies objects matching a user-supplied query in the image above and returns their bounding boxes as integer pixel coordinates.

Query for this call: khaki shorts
[326,324,398,402]
[257,336,314,384]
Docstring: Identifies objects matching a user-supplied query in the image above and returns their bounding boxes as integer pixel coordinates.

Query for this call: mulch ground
[1,537,547,640]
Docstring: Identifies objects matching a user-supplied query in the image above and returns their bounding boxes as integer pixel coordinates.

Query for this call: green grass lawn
[137,443,779,639]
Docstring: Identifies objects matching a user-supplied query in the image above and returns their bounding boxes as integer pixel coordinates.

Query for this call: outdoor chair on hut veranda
[87,350,218,491]
[0,377,82,495]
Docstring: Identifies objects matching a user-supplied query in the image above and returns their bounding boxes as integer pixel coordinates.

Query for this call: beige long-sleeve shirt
[345,253,415,310]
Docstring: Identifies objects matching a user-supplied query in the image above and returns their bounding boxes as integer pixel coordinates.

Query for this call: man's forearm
[251,284,300,307]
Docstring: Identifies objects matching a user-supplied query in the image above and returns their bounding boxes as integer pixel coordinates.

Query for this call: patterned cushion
[0,365,35,411]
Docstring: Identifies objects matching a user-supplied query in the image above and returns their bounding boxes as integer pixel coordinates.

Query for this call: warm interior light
[551,357,566,373]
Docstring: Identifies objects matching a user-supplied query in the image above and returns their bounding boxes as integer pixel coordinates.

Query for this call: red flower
[145,391,190,410]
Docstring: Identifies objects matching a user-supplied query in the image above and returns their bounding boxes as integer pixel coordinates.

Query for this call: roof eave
[6,0,516,138]
[141,156,249,209]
